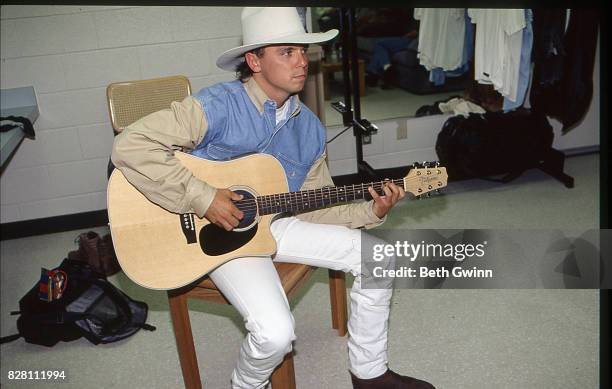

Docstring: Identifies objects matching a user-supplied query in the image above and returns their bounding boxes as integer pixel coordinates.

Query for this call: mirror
[311,7,474,127]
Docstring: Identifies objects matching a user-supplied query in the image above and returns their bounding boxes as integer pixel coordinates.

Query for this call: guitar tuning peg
[426,192,431,197]
[434,161,440,167]
[412,162,421,169]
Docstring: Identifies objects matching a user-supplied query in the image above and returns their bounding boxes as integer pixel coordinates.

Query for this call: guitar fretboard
[253,179,405,215]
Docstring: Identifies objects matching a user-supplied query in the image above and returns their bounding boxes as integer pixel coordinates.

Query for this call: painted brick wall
[1,6,241,223]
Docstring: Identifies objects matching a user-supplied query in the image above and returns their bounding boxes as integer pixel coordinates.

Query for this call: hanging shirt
[428,10,474,86]
[468,9,525,101]
[414,8,466,71]
[503,9,534,111]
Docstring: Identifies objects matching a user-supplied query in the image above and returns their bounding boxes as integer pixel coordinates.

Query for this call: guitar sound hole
[233,189,257,229]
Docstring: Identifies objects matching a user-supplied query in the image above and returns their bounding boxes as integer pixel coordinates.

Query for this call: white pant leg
[208,216,394,388]
[209,256,296,389]
[270,217,394,379]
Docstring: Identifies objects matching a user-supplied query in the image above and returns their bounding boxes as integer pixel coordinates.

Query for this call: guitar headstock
[403,162,448,198]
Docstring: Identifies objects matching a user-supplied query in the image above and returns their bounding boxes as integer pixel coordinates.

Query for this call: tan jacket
[111,78,386,229]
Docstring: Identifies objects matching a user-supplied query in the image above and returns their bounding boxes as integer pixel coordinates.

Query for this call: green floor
[1,153,600,389]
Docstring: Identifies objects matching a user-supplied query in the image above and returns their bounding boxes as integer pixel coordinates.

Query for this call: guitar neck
[255,179,405,216]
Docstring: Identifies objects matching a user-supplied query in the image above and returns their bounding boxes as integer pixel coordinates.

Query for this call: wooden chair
[106,75,348,389]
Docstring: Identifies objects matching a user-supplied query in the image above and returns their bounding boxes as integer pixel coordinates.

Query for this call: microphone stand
[332,7,379,183]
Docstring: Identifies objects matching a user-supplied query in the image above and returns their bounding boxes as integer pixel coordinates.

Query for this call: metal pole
[334,7,377,181]
[348,8,361,121]
[339,8,352,120]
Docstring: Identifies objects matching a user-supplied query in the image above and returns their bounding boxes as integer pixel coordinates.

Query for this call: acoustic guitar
[107,152,448,290]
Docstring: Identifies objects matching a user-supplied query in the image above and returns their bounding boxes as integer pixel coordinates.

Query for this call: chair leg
[270,352,296,389]
[328,270,348,336]
[168,290,202,389]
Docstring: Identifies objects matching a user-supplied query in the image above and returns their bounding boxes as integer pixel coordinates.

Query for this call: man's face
[247,45,309,105]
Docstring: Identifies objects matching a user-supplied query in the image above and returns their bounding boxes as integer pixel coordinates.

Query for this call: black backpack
[435,108,554,182]
[1,258,155,347]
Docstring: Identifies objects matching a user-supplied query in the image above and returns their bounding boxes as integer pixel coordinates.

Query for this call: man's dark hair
[235,47,266,82]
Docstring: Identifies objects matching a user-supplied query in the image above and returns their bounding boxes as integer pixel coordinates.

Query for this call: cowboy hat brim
[216,29,339,71]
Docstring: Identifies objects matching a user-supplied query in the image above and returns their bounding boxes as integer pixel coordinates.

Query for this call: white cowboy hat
[216,7,339,71]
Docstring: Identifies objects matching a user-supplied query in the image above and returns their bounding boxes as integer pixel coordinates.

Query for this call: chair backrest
[106,75,192,133]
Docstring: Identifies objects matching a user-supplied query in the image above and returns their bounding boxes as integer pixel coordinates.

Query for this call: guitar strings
[233,179,404,209]
[229,178,440,214]
[231,179,420,214]
[230,170,444,208]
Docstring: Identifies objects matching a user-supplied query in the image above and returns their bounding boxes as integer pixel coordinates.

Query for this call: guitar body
[108,151,448,291]
[107,152,287,290]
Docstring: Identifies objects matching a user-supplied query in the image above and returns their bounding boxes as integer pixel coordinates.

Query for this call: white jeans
[209,216,394,389]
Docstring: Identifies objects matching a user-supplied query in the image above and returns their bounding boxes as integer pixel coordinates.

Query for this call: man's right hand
[204,189,244,231]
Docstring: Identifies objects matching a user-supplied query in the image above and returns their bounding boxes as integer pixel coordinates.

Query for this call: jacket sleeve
[110,96,216,218]
[294,151,386,229]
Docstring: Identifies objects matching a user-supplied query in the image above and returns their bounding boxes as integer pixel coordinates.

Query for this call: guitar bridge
[180,214,197,244]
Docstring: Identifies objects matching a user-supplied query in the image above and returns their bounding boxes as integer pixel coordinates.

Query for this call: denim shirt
[190,80,326,192]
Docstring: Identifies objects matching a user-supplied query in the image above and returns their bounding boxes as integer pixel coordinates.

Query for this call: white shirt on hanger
[415,8,466,71]
[468,8,525,101]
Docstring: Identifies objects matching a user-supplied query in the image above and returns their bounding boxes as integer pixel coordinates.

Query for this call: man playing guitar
[111,7,435,389]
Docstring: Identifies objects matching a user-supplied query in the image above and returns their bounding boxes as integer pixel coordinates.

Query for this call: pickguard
[199,223,258,256]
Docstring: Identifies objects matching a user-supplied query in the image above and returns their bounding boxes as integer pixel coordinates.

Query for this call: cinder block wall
[1,6,241,223]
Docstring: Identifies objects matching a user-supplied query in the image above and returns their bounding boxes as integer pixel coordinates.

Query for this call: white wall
[0,6,241,223]
[0,6,600,223]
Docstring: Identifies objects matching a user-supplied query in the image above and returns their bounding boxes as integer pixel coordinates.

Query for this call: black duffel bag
[435,109,554,182]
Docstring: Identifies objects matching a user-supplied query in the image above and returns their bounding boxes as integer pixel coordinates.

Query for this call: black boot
[350,369,435,389]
